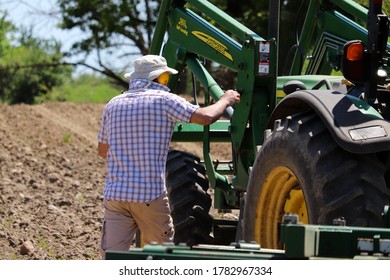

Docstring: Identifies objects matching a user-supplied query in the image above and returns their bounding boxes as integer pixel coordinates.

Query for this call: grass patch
[39,74,123,104]
[63,134,71,143]
[37,236,48,250]
[76,193,85,202]
[65,78,121,103]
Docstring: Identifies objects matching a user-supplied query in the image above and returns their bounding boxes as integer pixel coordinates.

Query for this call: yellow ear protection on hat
[157,72,170,86]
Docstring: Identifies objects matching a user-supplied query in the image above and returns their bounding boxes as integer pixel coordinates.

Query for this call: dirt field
[0,102,232,260]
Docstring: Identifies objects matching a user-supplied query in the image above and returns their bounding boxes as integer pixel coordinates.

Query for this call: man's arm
[98,142,109,158]
[190,89,240,125]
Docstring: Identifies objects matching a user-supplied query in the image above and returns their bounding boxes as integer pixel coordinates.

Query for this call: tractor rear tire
[166,150,214,245]
[243,112,390,249]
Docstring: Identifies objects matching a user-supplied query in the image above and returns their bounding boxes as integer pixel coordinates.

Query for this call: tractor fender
[268,89,390,154]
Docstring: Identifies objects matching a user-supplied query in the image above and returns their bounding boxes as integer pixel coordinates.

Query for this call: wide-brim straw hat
[124,55,178,80]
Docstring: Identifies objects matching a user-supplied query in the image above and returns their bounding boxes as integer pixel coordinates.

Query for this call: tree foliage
[57,0,160,88]
[0,14,72,104]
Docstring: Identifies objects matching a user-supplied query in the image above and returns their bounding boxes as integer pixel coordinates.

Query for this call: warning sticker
[259,63,269,75]
[259,42,270,75]
[259,42,270,53]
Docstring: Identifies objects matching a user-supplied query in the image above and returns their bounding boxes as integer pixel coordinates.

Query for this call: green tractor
[108,0,390,259]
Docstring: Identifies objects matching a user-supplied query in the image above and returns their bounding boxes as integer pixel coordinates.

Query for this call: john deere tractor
[107,0,390,259]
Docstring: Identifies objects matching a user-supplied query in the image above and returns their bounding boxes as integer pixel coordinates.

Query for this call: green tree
[0,14,72,104]
[0,14,11,56]
[57,0,160,88]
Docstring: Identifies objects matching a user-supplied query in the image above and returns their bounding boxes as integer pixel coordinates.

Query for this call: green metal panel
[289,0,321,75]
[105,243,286,260]
[280,223,390,259]
[290,0,390,75]
[149,0,172,55]
[276,75,345,90]
[186,0,258,41]
[329,0,368,22]
[306,10,369,74]
[166,8,242,69]
[106,223,390,260]
[172,121,230,142]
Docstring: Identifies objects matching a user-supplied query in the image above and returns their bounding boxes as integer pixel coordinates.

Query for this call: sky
[0,0,127,75]
[1,0,81,50]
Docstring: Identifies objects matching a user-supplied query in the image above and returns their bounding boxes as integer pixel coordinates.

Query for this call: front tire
[243,112,390,249]
[166,150,214,245]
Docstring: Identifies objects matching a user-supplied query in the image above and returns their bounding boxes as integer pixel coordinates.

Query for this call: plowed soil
[0,102,231,260]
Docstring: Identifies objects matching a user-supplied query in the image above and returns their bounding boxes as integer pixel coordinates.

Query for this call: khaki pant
[100,191,174,259]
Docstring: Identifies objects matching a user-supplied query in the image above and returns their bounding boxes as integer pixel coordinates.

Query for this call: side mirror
[341,40,367,84]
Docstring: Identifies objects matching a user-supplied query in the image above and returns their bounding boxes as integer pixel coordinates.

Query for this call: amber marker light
[346,42,364,61]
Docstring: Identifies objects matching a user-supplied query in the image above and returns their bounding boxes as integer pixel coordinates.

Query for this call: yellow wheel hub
[254,166,308,248]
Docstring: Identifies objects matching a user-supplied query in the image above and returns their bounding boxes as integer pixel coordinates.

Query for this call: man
[97,55,240,258]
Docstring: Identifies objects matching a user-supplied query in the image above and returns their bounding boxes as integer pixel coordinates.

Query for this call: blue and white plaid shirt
[98,79,199,202]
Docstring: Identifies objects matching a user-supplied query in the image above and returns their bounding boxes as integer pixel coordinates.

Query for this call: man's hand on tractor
[221,89,241,106]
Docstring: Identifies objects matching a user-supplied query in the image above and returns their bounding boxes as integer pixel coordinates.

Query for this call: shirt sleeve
[97,105,109,144]
[165,93,199,123]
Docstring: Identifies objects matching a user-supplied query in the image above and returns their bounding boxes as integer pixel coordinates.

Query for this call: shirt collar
[128,79,170,92]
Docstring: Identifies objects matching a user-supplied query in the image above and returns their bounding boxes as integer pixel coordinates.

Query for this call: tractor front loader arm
[150,0,278,207]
